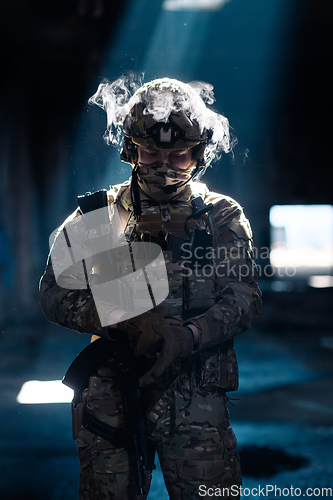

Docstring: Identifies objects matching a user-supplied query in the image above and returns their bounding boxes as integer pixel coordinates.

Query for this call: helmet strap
[130,165,142,221]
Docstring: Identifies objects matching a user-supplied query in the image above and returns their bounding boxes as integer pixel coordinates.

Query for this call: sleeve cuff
[184,316,210,350]
[183,325,198,352]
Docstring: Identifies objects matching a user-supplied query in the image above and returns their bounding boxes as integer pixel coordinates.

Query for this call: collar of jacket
[113,180,209,212]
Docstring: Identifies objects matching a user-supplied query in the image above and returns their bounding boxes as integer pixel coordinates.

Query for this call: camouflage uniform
[40,179,262,499]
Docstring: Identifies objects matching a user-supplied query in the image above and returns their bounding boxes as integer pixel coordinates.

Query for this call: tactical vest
[79,184,239,392]
[115,184,239,393]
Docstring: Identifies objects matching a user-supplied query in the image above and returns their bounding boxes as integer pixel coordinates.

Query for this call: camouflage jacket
[40,180,262,391]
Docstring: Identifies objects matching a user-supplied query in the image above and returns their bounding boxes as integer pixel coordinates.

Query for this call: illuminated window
[269,205,333,279]
[308,275,333,288]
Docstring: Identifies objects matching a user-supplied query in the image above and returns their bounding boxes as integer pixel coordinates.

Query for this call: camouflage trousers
[76,368,242,500]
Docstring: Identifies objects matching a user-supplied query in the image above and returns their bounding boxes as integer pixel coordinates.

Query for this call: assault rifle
[63,335,155,497]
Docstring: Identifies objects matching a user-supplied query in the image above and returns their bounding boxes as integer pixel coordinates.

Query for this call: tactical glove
[117,312,166,356]
[139,324,194,387]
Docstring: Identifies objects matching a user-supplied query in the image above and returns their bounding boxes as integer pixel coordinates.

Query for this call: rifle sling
[83,411,128,447]
[83,410,156,449]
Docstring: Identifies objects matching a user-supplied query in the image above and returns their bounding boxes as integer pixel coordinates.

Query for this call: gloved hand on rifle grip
[117,312,166,356]
[139,324,194,387]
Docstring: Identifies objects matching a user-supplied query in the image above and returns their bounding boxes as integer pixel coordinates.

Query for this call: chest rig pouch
[182,197,215,316]
[128,196,216,318]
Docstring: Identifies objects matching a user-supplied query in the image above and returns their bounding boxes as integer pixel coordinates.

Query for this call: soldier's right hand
[117,312,166,356]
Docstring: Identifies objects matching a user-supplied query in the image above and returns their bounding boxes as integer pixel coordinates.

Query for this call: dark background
[0,0,332,320]
[0,0,332,498]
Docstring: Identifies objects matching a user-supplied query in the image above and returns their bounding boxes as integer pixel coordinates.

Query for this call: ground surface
[1,294,332,499]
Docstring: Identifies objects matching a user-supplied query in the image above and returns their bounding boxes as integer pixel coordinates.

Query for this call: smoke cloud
[88,73,144,146]
[89,74,236,166]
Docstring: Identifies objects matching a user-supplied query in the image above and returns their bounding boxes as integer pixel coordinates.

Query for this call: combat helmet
[120,78,213,169]
[89,76,231,216]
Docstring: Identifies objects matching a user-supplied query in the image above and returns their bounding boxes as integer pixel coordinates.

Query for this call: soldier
[40,77,262,499]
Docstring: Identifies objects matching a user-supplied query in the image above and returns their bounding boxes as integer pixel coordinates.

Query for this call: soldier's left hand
[139,325,194,387]
[117,312,166,356]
